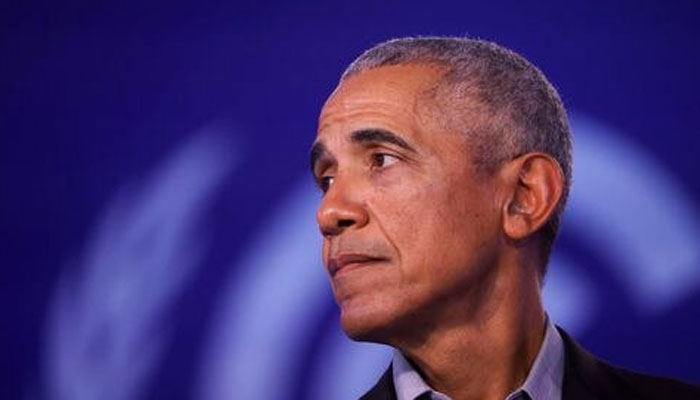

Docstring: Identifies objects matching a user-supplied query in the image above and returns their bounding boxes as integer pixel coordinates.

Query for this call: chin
[338,302,400,344]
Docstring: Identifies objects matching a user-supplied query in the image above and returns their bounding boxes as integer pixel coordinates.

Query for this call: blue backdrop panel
[1,2,699,399]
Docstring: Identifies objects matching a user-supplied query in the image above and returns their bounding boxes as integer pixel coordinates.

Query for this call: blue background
[2,1,699,399]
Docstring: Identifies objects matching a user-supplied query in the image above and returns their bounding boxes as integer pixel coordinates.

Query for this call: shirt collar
[392,350,450,400]
[391,318,565,400]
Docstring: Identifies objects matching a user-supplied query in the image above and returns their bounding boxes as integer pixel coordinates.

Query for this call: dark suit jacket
[359,328,700,399]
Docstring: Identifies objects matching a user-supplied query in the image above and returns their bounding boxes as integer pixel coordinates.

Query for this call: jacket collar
[361,327,629,400]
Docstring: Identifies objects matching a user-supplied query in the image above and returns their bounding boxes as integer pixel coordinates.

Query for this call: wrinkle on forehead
[323,64,443,107]
[318,64,449,139]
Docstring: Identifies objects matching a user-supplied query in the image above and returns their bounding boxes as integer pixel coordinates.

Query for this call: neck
[391,255,546,400]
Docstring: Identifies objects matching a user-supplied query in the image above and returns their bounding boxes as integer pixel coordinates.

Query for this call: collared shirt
[392,319,565,400]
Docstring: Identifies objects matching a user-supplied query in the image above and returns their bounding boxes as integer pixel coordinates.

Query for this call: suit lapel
[360,365,397,400]
[559,327,627,400]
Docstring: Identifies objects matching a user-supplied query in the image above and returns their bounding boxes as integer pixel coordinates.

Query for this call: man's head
[310,37,571,343]
[343,37,572,255]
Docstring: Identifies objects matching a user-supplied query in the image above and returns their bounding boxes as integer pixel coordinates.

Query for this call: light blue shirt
[392,319,565,400]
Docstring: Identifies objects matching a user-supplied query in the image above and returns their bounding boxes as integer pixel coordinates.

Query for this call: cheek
[377,177,493,277]
[372,180,456,268]
[370,177,429,243]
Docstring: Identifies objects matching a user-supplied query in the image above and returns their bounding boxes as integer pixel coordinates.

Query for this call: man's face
[312,64,504,343]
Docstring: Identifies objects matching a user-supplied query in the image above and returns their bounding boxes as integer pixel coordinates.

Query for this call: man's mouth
[327,253,388,277]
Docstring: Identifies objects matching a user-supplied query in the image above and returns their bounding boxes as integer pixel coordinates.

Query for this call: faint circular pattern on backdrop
[43,114,700,400]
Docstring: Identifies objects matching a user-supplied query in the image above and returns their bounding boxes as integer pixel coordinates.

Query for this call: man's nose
[316,179,369,237]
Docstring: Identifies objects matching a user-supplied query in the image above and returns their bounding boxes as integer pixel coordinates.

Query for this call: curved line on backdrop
[194,180,341,400]
[196,113,700,400]
[42,130,236,400]
[39,114,700,400]
[565,115,700,313]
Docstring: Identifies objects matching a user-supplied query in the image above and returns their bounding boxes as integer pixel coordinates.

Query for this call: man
[309,37,700,400]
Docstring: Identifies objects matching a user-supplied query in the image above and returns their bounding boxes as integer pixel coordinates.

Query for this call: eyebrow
[351,128,416,153]
[309,128,416,175]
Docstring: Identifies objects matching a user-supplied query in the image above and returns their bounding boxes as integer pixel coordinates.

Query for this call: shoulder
[558,327,700,400]
[359,365,396,400]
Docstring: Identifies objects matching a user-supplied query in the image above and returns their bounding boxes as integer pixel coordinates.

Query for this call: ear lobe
[503,153,564,241]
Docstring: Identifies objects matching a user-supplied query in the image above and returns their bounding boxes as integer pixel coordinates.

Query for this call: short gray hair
[341,37,572,272]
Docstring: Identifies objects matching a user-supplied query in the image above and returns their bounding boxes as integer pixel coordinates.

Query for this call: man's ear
[501,153,564,241]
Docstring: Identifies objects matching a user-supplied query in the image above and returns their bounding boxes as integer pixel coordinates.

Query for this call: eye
[371,153,400,168]
[318,175,334,193]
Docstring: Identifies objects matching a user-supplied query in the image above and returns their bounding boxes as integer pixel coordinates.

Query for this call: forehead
[317,64,446,139]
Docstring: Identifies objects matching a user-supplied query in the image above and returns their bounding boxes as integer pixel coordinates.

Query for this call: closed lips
[328,254,387,277]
